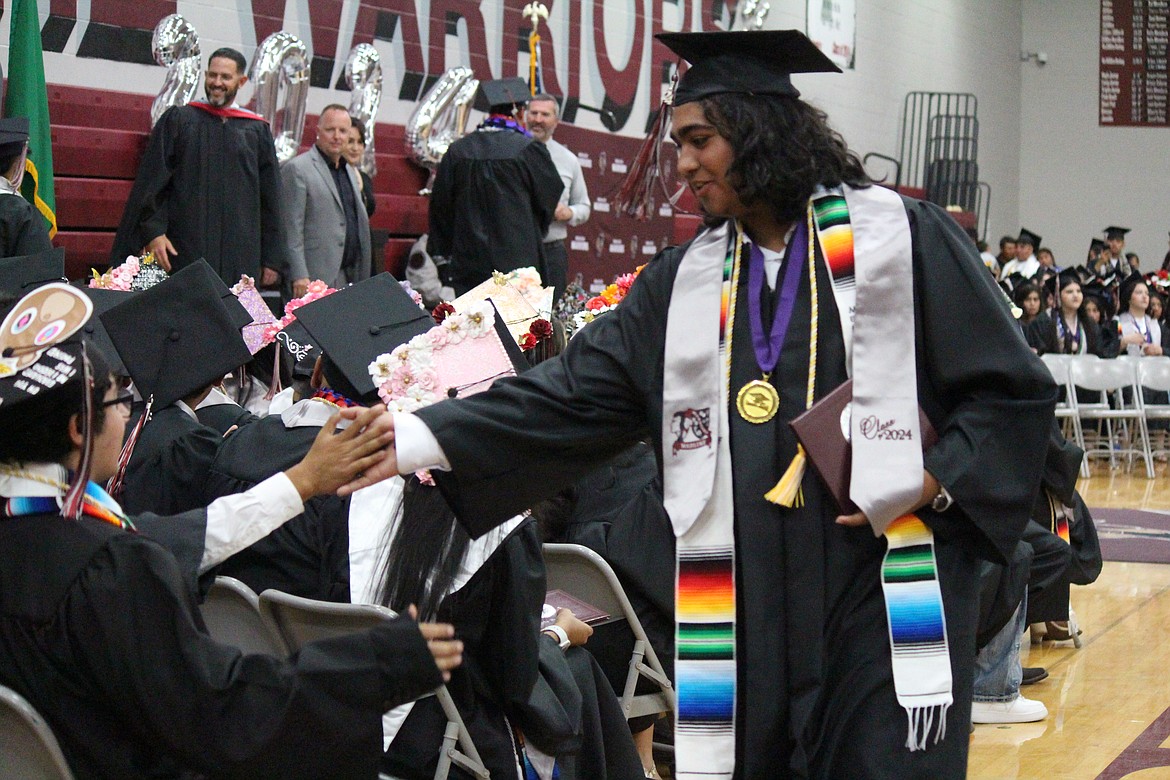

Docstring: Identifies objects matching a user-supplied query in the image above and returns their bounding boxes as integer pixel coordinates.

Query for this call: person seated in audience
[0,285,463,780]
[1118,276,1163,357]
[996,235,1017,277]
[0,117,53,258]
[1126,252,1141,273]
[1029,271,1107,358]
[1082,283,1120,358]
[101,261,255,515]
[1036,246,1058,272]
[1014,282,1044,350]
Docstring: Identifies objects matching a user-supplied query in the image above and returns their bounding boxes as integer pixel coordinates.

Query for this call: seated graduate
[363,301,544,780]
[0,283,464,779]
[101,260,255,514]
[0,117,53,258]
[205,274,435,601]
[1029,270,1108,357]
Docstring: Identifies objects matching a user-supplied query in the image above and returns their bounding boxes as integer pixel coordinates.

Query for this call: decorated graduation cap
[657,29,841,106]
[452,271,542,344]
[474,78,531,113]
[1087,238,1106,257]
[1017,228,1041,248]
[230,275,277,355]
[369,299,528,415]
[1104,226,1130,241]
[294,273,434,403]
[77,286,135,377]
[0,246,66,296]
[207,268,254,332]
[0,283,103,519]
[100,259,251,410]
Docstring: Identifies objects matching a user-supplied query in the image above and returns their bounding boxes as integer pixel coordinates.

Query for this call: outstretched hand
[335,407,401,496]
[285,405,395,501]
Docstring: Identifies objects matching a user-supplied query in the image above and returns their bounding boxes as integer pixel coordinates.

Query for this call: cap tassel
[63,345,95,520]
[615,78,675,221]
[264,345,283,401]
[107,395,153,500]
[765,444,806,507]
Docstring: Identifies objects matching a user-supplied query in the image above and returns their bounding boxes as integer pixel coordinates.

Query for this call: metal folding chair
[199,576,289,656]
[0,684,75,780]
[1069,356,1154,478]
[1138,358,1170,460]
[1040,353,1088,477]
[257,590,489,780]
[541,543,675,722]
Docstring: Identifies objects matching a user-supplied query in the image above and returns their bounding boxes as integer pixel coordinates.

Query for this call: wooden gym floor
[968,459,1170,779]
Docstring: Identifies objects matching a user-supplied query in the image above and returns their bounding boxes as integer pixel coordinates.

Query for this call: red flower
[585,296,608,311]
[519,333,538,351]
[529,318,553,339]
[432,302,456,324]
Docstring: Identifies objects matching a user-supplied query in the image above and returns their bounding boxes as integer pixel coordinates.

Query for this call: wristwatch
[543,624,571,651]
[930,485,954,512]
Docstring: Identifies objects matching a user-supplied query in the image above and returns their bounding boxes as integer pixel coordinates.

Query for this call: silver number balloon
[150,14,201,127]
[249,32,311,163]
[345,43,382,176]
[405,66,479,182]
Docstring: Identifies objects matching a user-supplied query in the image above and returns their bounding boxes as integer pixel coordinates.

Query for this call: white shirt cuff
[200,472,305,573]
[393,412,451,474]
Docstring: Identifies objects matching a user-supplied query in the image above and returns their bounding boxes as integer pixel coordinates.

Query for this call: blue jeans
[973,595,1025,702]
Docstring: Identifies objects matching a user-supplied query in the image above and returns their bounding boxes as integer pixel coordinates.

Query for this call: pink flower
[427,327,450,348]
[307,280,328,295]
[389,363,416,395]
[260,323,281,346]
[585,296,608,311]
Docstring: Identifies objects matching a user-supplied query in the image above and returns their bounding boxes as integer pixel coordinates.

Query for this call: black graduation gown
[0,512,441,780]
[196,401,260,435]
[205,412,351,602]
[121,405,222,516]
[418,196,1057,779]
[112,105,289,281]
[561,442,676,686]
[382,519,545,780]
[427,129,563,294]
[0,192,52,258]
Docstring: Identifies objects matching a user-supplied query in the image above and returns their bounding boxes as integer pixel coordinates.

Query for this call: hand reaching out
[336,407,401,496]
[285,405,395,501]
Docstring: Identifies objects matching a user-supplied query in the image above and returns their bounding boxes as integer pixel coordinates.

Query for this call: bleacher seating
[48,85,429,280]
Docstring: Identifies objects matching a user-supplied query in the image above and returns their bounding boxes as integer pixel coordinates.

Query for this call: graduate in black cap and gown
[0,283,464,780]
[0,117,52,258]
[427,77,564,294]
[101,260,254,515]
[1097,226,1134,279]
[356,29,1057,780]
[1029,270,1108,358]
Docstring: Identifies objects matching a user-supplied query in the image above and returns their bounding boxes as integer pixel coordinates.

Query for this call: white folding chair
[1138,357,1170,459]
[541,543,675,722]
[1069,356,1154,478]
[1040,353,1088,477]
[199,576,289,656]
[257,590,489,780]
[0,684,75,780]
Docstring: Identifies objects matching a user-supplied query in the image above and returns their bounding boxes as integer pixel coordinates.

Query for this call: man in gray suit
[282,104,371,296]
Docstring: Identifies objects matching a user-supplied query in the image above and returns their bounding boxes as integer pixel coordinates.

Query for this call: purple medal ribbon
[747,220,807,374]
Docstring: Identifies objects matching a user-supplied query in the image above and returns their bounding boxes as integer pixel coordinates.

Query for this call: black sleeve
[72,534,442,779]
[256,122,290,275]
[420,248,683,535]
[481,522,546,712]
[427,156,456,257]
[908,199,1059,563]
[523,140,565,233]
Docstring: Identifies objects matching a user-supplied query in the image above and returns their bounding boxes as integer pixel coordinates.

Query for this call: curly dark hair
[697,94,871,224]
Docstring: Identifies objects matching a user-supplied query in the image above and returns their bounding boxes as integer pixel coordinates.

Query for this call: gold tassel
[765,444,806,507]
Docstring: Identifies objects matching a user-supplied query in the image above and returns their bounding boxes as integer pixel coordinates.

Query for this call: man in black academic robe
[427,78,563,295]
[112,49,288,285]
[391,190,1057,779]
[0,116,52,258]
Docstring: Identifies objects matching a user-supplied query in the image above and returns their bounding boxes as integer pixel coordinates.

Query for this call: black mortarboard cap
[0,116,30,150]
[201,262,254,331]
[1072,264,1095,284]
[1104,226,1130,240]
[1017,228,1041,248]
[276,318,322,380]
[474,78,531,112]
[294,273,434,400]
[1088,238,1106,255]
[657,30,841,106]
[0,283,93,410]
[100,260,251,408]
[999,271,1028,293]
[0,247,66,296]
[77,287,135,377]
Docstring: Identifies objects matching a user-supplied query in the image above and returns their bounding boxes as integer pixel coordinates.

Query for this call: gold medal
[736,378,779,423]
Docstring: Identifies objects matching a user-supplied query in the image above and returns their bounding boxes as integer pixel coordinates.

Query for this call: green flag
[4,0,56,237]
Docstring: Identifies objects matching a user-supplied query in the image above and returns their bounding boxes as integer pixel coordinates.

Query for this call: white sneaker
[971,695,1048,724]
